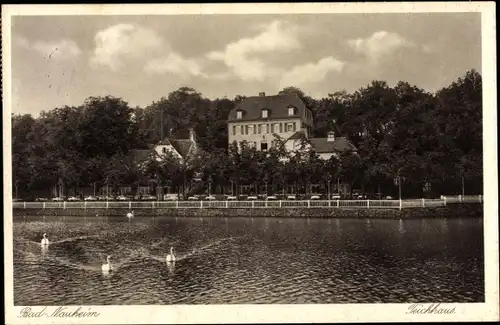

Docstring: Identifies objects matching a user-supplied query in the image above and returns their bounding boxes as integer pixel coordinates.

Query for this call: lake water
[13,215,484,305]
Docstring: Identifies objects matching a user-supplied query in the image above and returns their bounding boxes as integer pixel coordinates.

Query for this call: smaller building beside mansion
[129,129,203,197]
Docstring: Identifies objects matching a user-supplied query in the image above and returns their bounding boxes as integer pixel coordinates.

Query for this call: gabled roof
[167,139,193,158]
[228,93,308,122]
[288,131,306,140]
[308,137,357,153]
[285,132,357,154]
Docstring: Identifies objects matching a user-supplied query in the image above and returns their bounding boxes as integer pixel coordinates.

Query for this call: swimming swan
[126,211,134,218]
[41,233,49,246]
[102,255,113,273]
[166,247,176,263]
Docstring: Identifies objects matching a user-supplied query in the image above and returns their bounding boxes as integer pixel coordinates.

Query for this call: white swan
[102,255,113,273]
[166,247,176,263]
[126,211,134,218]
[41,233,49,246]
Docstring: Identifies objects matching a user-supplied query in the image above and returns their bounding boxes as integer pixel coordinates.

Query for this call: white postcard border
[2,2,498,324]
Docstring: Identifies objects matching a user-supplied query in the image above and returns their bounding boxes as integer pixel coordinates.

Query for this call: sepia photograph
[3,2,498,324]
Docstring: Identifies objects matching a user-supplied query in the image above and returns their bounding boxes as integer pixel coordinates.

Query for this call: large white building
[227,92,357,160]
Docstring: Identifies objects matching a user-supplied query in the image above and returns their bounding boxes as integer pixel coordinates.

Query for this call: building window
[240,125,244,134]
[249,125,254,135]
[261,142,268,151]
[279,123,283,133]
[271,124,275,133]
[237,111,243,119]
[293,122,297,132]
[288,106,295,116]
[262,109,268,118]
[266,124,270,133]
[162,147,166,153]
[287,123,294,132]
[233,125,236,135]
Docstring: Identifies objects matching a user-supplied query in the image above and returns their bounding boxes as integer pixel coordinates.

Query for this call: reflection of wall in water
[440,219,449,234]
[398,219,406,235]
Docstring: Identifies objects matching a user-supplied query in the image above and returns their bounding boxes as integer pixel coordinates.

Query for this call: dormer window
[236,110,243,119]
[261,109,269,118]
[327,131,335,142]
[288,106,296,116]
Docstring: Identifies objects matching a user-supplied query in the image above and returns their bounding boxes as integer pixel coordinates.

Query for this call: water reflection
[166,261,176,274]
[13,216,484,305]
[40,245,49,260]
[398,219,406,235]
[263,218,269,232]
[420,219,430,232]
[441,218,449,234]
[365,218,372,231]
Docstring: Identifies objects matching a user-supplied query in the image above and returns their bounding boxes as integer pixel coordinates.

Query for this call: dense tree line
[11,70,482,199]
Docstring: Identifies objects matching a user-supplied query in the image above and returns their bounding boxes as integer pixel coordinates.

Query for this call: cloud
[280,57,345,88]
[348,31,416,61]
[15,36,82,60]
[90,23,166,71]
[206,20,301,81]
[144,53,206,78]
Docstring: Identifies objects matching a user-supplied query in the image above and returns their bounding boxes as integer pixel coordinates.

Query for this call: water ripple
[13,217,484,305]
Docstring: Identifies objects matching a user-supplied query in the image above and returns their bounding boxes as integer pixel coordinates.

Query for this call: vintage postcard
[2,2,498,324]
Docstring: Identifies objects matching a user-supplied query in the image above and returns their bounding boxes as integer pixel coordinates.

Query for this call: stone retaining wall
[12,204,483,219]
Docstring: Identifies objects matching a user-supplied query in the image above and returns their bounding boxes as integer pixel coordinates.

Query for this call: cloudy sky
[10,12,481,116]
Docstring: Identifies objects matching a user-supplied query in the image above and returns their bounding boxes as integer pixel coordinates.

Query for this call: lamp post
[58,178,63,198]
[399,177,402,200]
[15,179,19,200]
[327,174,332,199]
[208,175,213,197]
[156,175,161,201]
[105,177,109,200]
[182,168,186,199]
[394,175,402,200]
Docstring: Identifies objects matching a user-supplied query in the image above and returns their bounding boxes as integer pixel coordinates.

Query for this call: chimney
[327,131,335,142]
[259,92,266,97]
[189,128,196,142]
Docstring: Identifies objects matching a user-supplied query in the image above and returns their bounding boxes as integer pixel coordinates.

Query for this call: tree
[12,70,483,199]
